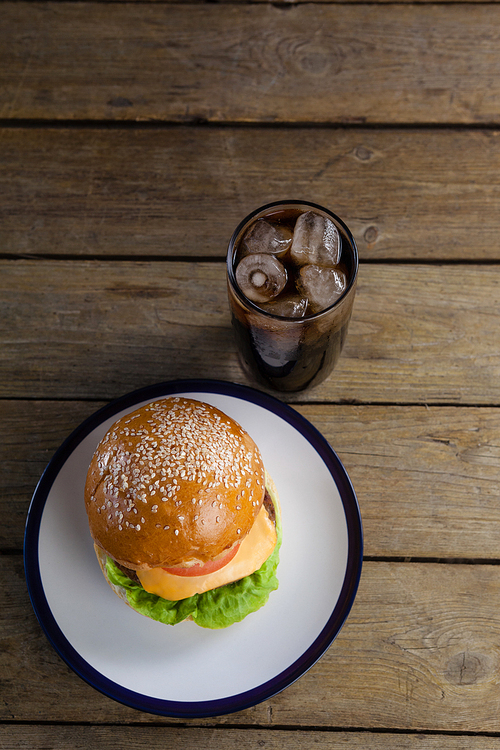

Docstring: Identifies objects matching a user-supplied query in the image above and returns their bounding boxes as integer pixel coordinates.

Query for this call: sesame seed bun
[84,397,266,571]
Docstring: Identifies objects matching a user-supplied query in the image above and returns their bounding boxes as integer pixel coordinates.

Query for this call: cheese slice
[137,504,277,601]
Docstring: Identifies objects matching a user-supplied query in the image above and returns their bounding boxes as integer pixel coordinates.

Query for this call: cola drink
[227,201,358,392]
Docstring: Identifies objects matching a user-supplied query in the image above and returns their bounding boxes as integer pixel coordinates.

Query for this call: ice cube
[235,253,287,304]
[290,211,341,267]
[242,219,293,258]
[261,295,308,319]
[297,265,346,313]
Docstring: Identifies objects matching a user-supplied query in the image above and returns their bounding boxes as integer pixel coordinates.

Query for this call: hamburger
[84,397,281,628]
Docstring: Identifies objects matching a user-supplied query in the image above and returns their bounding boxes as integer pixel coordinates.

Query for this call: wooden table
[3,0,500,746]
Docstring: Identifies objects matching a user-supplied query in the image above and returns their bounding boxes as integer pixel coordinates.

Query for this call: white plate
[24,379,362,717]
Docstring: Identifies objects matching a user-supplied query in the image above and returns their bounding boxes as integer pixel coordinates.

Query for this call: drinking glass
[226,200,358,392]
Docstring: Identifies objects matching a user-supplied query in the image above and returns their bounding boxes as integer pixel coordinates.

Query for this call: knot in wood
[364,225,379,245]
[445,651,488,686]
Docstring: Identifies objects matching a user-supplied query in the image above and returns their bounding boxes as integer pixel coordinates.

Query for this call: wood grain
[31,0,500,3]
[1,3,500,123]
[5,401,500,560]
[2,260,500,405]
[298,404,500,560]
[0,400,100,552]
[3,726,500,750]
[7,557,500,732]
[2,127,500,261]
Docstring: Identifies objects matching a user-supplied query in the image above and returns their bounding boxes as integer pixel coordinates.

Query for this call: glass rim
[226,200,359,322]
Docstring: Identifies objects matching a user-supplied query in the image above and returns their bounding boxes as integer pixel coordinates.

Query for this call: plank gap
[2,119,500,131]
[4,721,500,739]
[3,254,500,267]
[9,548,500,566]
[363,556,500,566]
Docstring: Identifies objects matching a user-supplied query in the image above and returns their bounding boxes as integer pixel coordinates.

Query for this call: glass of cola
[226,200,358,392]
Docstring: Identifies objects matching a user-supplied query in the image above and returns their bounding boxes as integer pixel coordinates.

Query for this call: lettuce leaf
[105,499,282,629]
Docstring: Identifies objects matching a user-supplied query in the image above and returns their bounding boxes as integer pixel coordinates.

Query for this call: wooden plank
[3,726,500,750]
[0,259,235,398]
[31,0,500,4]
[275,561,500,731]
[2,127,500,261]
[1,3,500,123]
[0,400,101,551]
[5,401,500,560]
[42,0,500,4]
[1,260,500,405]
[6,556,500,731]
[297,404,500,560]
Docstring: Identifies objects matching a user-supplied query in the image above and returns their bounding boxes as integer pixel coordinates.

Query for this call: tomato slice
[163,543,240,577]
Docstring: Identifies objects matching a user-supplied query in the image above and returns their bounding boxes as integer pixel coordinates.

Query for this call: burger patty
[263,487,276,526]
[114,561,141,584]
[114,488,275,586]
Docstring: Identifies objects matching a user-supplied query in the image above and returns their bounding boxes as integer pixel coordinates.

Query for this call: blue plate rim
[24,378,363,718]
